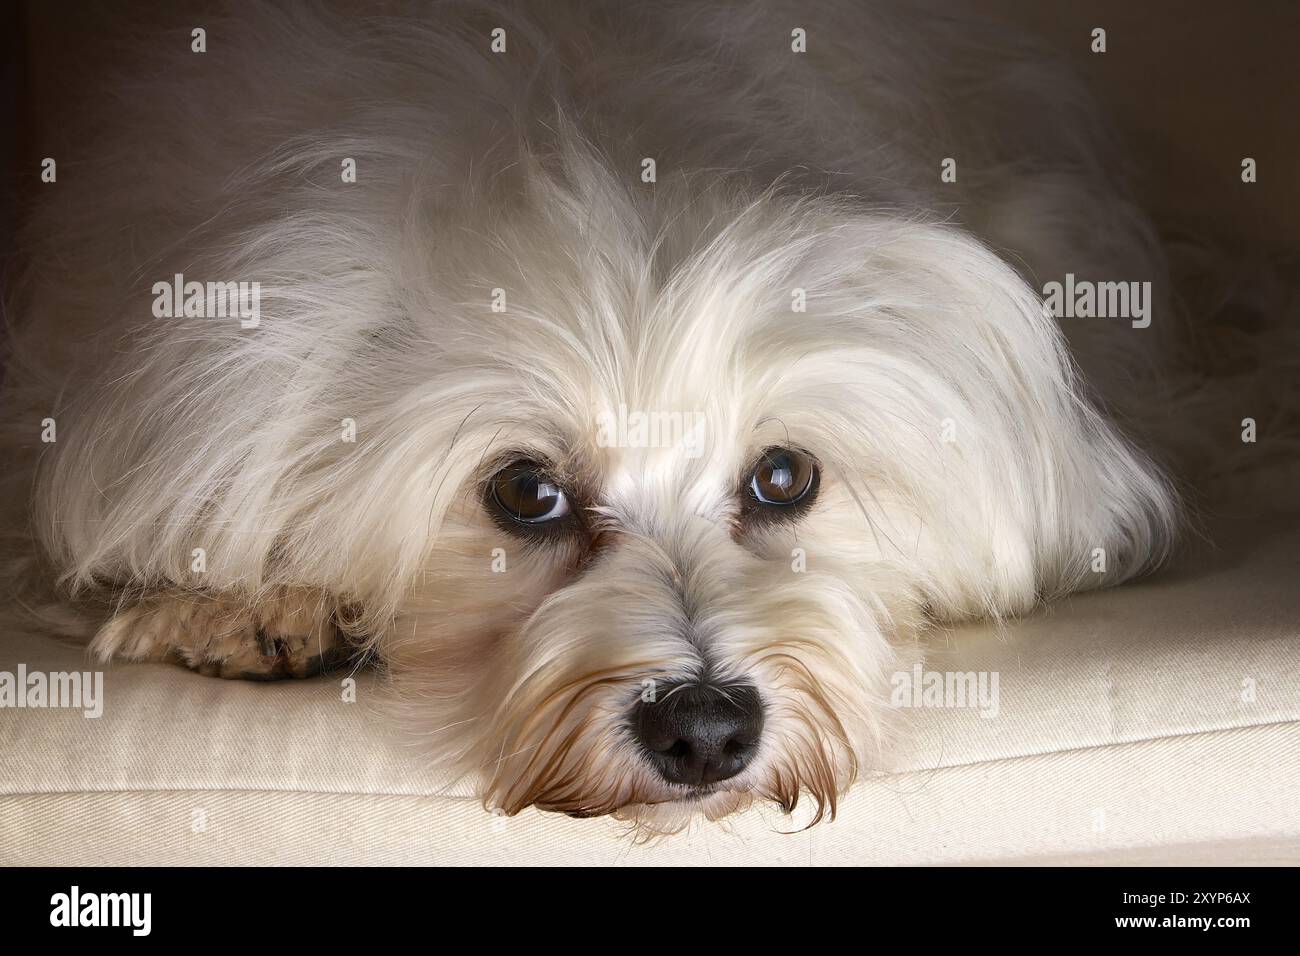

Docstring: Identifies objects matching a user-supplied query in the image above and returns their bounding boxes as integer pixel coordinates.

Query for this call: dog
[4,0,1209,830]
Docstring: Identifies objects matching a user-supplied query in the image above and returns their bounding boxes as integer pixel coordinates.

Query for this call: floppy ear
[784,218,1179,621]
[885,223,1177,618]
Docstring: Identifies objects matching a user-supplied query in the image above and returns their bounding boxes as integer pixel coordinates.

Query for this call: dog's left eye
[747,448,819,508]
[488,461,573,526]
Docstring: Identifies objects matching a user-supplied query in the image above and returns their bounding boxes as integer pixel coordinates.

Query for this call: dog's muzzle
[631,682,764,787]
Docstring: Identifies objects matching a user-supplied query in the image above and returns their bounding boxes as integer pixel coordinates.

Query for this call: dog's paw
[90,589,352,680]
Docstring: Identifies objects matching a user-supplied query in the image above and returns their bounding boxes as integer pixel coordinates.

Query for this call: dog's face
[388,361,903,827]
[364,152,1175,829]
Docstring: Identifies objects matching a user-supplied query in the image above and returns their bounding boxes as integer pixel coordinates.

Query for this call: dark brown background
[3,1,1298,270]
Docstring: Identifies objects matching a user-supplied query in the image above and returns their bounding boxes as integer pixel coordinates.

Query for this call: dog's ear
[793,219,1179,621]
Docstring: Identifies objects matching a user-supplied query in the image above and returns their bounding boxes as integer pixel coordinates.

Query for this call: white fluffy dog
[4,1,1186,829]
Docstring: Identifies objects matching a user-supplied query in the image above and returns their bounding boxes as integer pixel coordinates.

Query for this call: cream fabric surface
[2,510,1298,865]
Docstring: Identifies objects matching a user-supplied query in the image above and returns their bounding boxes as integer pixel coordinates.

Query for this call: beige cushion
[3,510,1299,865]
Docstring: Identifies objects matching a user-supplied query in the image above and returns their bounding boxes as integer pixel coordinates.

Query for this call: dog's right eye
[488,461,573,527]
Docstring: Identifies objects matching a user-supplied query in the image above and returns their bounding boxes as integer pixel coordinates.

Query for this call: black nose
[632,682,764,786]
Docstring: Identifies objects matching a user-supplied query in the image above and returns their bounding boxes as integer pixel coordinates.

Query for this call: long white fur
[3,1,1181,828]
